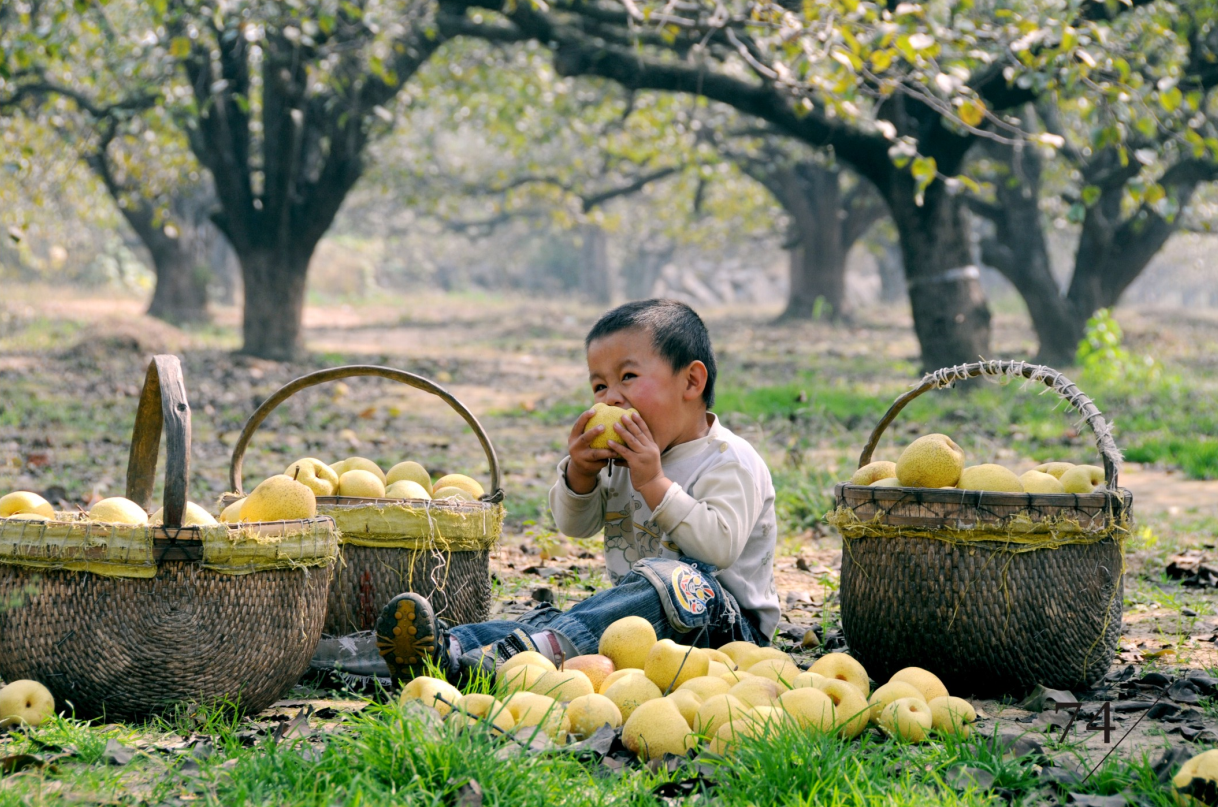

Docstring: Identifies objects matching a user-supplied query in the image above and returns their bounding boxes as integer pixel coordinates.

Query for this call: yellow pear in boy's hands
[584,403,639,450]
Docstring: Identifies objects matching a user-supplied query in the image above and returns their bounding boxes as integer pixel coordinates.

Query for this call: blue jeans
[451,556,768,656]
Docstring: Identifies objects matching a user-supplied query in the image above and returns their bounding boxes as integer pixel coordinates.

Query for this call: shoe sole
[374,593,437,682]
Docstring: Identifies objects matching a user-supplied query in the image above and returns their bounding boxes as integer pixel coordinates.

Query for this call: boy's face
[586,328,703,451]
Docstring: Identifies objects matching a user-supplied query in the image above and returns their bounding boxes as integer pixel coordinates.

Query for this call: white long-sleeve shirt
[549,414,780,639]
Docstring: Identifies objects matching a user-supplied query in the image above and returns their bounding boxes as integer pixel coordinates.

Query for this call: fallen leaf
[103,739,135,766]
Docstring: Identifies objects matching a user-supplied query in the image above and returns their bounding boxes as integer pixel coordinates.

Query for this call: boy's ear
[682,361,708,402]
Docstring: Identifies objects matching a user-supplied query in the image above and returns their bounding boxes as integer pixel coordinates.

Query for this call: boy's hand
[565,408,614,494]
[607,412,672,508]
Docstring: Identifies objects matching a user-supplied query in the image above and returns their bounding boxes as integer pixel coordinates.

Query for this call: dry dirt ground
[3,287,1218,770]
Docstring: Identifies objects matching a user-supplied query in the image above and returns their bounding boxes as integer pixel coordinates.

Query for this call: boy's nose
[602,388,628,408]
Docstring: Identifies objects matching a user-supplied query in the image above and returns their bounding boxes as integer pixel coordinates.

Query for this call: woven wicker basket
[0,356,339,721]
[828,360,1132,697]
[226,365,504,636]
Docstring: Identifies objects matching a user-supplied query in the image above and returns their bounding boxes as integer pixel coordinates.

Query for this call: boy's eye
[592,384,606,393]
[622,373,636,381]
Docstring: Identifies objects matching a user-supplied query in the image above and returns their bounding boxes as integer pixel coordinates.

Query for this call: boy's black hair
[585,299,717,407]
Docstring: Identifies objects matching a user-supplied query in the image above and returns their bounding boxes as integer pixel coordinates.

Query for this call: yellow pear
[748,705,792,729]
[530,669,594,702]
[678,676,731,701]
[878,697,933,742]
[602,672,662,721]
[957,464,1024,493]
[809,652,871,698]
[150,502,218,527]
[870,477,903,488]
[330,457,385,482]
[1061,464,1105,493]
[889,667,948,704]
[399,676,461,717]
[285,458,339,497]
[1033,462,1075,479]
[929,695,977,738]
[693,693,749,735]
[88,497,148,525]
[562,654,615,692]
[728,678,779,709]
[239,475,316,521]
[777,687,835,732]
[748,659,802,690]
[719,668,752,685]
[432,486,476,501]
[665,690,704,727]
[219,498,246,523]
[385,480,431,501]
[0,492,54,519]
[503,692,569,740]
[598,668,641,695]
[1173,749,1218,806]
[449,694,514,732]
[849,461,897,486]
[386,461,432,494]
[896,434,965,488]
[337,469,386,498]
[7,513,48,521]
[431,474,484,499]
[497,664,551,696]
[707,660,733,679]
[584,403,639,450]
[1020,470,1066,494]
[738,646,792,670]
[867,681,924,722]
[622,698,692,761]
[598,616,657,670]
[792,671,827,689]
[716,641,760,666]
[0,680,55,728]
[501,651,556,674]
[702,648,736,669]
[816,679,870,738]
[708,715,766,756]
[644,639,709,693]
[566,693,623,739]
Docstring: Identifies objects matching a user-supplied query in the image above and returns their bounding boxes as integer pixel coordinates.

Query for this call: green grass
[0,698,1188,807]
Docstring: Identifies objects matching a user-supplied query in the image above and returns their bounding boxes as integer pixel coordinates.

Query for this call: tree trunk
[776,164,847,320]
[580,223,618,303]
[886,178,992,369]
[146,243,209,324]
[240,251,309,360]
[974,143,1080,365]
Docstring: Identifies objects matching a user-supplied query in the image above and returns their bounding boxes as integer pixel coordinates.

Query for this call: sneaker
[375,593,444,682]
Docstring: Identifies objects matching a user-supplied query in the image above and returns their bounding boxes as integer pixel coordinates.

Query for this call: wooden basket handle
[858,360,1122,490]
[228,365,504,503]
[125,355,191,527]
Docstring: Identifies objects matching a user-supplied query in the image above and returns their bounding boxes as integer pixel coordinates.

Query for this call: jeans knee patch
[634,557,720,633]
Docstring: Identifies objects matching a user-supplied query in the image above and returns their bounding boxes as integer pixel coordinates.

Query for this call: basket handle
[125,355,192,527]
[857,360,1122,490]
[227,365,504,502]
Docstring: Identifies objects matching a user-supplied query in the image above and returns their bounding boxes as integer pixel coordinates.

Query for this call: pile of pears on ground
[399,616,976,761]
[0,458,485,528]
[847,434,1106,494]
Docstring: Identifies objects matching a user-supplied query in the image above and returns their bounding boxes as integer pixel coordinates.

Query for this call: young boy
[375,299,779,682]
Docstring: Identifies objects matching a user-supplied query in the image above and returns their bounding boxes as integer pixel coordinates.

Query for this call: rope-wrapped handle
[858,360,1122,490]
[228,365,504,503]
[125,355,191,527]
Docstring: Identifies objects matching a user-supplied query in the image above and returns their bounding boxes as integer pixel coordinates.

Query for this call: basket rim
[834,482,1133,507]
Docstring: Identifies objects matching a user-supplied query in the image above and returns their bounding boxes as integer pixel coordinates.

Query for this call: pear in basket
[0,491,55,518]
[1061,464,1104,493]
[896,434,964,488]
[432,474,484,499]
[239,475,317,521]
[386,461,432,495]
[331,457,385,483]
[285,458,339,497]
[150,502,219,526]
[88,497,149,525]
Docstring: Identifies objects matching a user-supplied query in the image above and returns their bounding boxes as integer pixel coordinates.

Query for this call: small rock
[801,629,820,649]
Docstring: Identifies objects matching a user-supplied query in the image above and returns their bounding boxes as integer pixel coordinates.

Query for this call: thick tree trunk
[580,223,618,303]
[146,244,209,324]
[240,251,309,360]
[974,144,1080,365]
[886,179,992,369]
[777,165,846,320]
